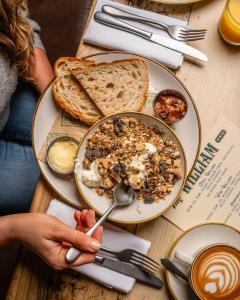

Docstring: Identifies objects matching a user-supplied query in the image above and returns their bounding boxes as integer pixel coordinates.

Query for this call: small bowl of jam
[153,89,188,125]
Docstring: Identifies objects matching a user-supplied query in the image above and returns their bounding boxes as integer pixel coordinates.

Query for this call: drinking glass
[218,0,240,46]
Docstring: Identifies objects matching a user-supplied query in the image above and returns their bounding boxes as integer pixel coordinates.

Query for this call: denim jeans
[0,82,40,215]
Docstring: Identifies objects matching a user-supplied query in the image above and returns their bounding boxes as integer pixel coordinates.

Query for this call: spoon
[160,257,188,282]
[66,182,136,263]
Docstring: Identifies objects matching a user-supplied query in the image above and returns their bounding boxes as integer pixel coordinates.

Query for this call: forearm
[30,48,54,93]
[0,215,14,246]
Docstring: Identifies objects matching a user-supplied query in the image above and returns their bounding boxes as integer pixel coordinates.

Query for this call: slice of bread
[54,57,94,77]
[71,59,149,116]
[52,57,103,125]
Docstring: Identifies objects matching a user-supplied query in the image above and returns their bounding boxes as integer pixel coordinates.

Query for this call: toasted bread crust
[54,57,95,77]
[71,58,149,116]
[53,57,149,124]
[52,78,102,125]
[52,58,102,125]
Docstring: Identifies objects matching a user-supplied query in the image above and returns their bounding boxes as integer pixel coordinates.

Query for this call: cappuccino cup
[174,244,240,300]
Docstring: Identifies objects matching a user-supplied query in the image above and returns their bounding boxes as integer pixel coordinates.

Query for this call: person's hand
[74,208,102,235]
[7,210,102,270]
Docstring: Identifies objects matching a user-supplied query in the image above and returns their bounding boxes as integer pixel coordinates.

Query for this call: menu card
[164,119,240,232]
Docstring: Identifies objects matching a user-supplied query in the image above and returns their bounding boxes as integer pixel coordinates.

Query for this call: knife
[160,257,188,281]
[94,12,208,62]
[95,255,163,289]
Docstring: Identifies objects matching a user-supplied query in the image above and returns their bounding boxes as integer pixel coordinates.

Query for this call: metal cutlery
[101,246,160,275]
[160,257,188,281]
[66,181,136,263]
[95,254,163,288]
[94,12,208,62]
[161,257,199,299]
[102,5,206,42]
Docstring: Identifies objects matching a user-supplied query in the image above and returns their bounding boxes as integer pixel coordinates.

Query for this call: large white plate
[166,223,240,300]
[33,52,201,210]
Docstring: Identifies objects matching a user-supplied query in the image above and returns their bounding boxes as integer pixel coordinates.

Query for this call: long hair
[0,0,34,81]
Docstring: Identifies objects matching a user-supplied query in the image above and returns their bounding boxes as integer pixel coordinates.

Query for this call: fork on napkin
[47,199,151,293]
[84,0,187,69]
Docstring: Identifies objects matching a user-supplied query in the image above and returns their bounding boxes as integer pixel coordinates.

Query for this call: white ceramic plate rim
[32,51,201,211]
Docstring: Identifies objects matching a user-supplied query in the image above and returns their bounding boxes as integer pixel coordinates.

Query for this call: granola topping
[80,116,182,203]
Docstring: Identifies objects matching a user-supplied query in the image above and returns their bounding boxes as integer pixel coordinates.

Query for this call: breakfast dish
[80,116,182,203]
[166,223,240,300]
[52,57,103,125]
[71,59,149,116]
[33,52,199,219]
[74,111,186,223]
[153,89,188,124]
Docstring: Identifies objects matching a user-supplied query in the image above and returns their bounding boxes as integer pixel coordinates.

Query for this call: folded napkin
[47,199,151,293]
[84,0,187,69]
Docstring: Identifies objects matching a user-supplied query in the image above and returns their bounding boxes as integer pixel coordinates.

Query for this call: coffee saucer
[166,223,240,300]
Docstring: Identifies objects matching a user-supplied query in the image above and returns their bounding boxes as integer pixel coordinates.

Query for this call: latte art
[192,245,240,300]
[200,252,240,296]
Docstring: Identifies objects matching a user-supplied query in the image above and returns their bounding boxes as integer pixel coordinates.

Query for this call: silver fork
[102,5,206,42]
[100,246,160,275]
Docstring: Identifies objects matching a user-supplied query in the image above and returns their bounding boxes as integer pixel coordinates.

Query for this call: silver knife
[95,255,163,289]
[160,257,188,281]
[94,12,208,62]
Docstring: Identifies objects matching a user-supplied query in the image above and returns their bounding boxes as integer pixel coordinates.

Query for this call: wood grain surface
[7,0,240,299]
[129,0,204,5]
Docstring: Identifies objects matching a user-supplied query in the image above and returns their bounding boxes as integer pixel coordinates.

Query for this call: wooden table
[7,0,240,299]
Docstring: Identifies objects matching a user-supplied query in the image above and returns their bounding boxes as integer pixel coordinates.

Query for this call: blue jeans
[0,82,40,215]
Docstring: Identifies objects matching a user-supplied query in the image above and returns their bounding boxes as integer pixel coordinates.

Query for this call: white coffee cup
[174,243,240,300]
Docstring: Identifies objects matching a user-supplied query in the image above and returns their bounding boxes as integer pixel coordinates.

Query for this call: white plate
[166,223,240,300]
[75,112,187,223]
[33,52,201,209]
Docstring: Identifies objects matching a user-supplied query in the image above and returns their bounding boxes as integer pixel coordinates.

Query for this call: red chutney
[153,89,188,124]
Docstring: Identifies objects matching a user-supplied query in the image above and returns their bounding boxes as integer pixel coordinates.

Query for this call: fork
[100,246,160,275]
[102,5,206,42]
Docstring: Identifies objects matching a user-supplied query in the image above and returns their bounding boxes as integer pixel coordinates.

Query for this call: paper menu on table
[164,119,240,232]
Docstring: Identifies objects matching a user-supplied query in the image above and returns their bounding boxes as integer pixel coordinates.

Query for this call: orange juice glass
[218,0,240,46]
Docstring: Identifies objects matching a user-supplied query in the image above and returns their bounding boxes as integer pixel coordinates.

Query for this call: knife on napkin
[95,255,163,288]
[94,12,208,62]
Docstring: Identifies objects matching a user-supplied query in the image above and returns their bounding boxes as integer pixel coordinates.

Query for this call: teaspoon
[66,181,136,263]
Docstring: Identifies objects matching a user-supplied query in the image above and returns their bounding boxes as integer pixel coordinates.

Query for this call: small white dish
[74,112,187,224]
[166,223,240,300]
[46,136,79,175]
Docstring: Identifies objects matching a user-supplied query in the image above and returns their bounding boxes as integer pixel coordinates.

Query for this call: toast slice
[54,57,94,77]
[71,59,149,116]
[52,57,103,125]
